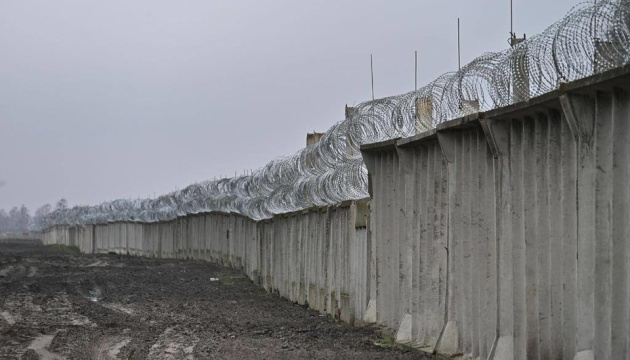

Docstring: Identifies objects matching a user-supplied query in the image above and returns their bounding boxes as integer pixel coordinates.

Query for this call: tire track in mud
[0,265,14,277]
[26,334,64,360]
[1,241,426,359]
[92,336,132,360]
[147,327,198,360]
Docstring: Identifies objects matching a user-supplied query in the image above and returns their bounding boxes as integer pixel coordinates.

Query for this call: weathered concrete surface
[41,65,630,359]
[41,201,370,325]
[361,64,630,359]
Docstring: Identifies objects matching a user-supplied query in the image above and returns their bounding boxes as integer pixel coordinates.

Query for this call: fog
[0,0,577,211]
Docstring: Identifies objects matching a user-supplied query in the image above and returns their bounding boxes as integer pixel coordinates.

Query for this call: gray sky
[1,0,577,212]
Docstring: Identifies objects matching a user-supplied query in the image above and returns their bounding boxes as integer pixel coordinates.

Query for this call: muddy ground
[0,240,430,359]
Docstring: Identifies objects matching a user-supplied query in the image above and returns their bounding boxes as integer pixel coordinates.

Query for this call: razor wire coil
[34,0,630,230]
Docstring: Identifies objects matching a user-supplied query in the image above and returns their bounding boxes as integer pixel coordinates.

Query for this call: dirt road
[0,240,428,359]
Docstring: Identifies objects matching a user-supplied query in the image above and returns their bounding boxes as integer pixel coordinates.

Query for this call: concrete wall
[257,203,369,323]
[40,201,369,325]
[361,65,630,359]
[40,66,630,359]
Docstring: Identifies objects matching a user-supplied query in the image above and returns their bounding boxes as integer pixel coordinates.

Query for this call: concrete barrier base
[437,321,460,356]
[395,313,413,343]
[363,299,377,323]
[573,350,594,360]
[491,335,513,360]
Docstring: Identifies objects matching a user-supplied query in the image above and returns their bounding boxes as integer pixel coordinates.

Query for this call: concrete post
[435,131,460,356]
[394,146,415,344]
[360,152,378,323]
[480,118,513,360]
[416,98,433,134]
[459,100,480,116]
[609,89,630,359]
[511,43,530,103]
[560,93,596,360]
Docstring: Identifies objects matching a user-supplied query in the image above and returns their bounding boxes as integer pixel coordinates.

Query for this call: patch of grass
[373,327,404,350]
[375,336,396,347]
[47,244,81,255]
[217,273,250,284]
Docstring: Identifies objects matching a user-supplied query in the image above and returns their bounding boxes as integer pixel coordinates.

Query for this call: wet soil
[0,240,429,359]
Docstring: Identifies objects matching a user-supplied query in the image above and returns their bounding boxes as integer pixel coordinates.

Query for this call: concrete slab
[491,335,514,360]
[573,350,594,360]
[437,321,460,356]
[395,313,413,344]
[363,299,377,323]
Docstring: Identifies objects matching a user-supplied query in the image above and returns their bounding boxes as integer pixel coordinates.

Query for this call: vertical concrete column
[462,130,475,356]
[291,215,298,302]
[141,224,147,257]
[152,223,158,259]
[391,151,402,328]
[198,215,204,260]
[344,202,357,324]
[546,110,567,359]
[172,220,178,258]
[314,212,323,310]
[379,152,391,326]
[417,146,430,346]
[371,153,385,323]
[300,212,308,306]
[594,91,613,360]
[337,211,345,315]
[610,88,630,358]
[435,131,460,356]
[103,225,109,252]
[480,118,513,360]
[210,215,216,262]
[360,152,378,323]
[435,143,449,348]
[610,89,630,359]
[559,110,579,359]
[395,146,415,344]
[160,222,167,259]
[560,93,596,360]
[354,201,369,322]
[530,114,552,358]
[295,214,302,302]
[155,223,161,259]
[324,209,334,315]
[204,214,211,262]
[478,129,497,359]
[190,216,196,260]
[520,117,539,360]
[125,223,131,255]
[305,212,315,306]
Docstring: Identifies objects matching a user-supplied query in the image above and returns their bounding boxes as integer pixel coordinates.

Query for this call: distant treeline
[0,205,31,233]
[0,199,67,233]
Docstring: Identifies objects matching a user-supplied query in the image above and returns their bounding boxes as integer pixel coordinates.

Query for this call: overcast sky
[0,0,577,212]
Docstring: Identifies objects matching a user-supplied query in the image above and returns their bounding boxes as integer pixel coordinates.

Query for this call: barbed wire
[34,0,630,230]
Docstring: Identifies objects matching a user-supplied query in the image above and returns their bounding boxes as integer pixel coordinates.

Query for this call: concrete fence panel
[360,68,630,359]
[37,62,630,360]
[41,201,369,328]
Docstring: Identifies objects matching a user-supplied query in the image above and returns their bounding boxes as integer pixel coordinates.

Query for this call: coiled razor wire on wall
[34,0,630,230]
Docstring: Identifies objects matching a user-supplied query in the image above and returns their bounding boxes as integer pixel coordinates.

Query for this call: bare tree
[18,205,31,231]
[0,205,31,233]
[55,198,68,211]
[33,204,52,230]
